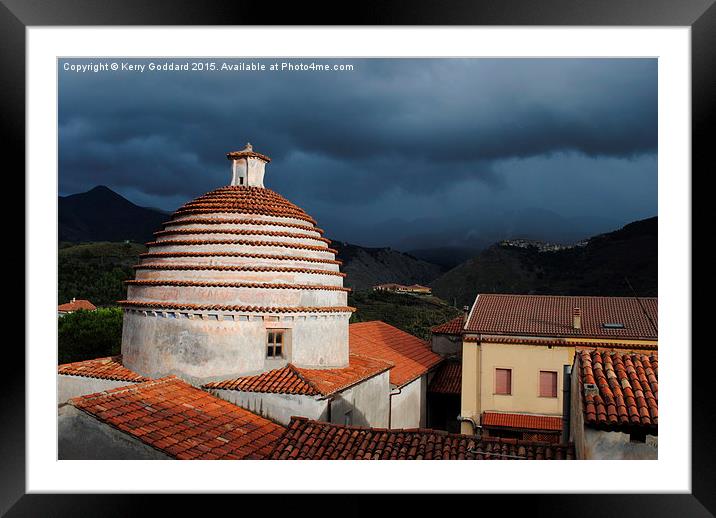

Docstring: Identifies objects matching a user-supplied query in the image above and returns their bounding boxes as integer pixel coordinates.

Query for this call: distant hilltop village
[499,238,589,253]
[57,144,658,462]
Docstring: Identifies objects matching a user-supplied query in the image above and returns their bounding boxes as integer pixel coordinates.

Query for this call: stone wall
[58,405,170,460]
[58,374,139,405]
[208,388,328,425]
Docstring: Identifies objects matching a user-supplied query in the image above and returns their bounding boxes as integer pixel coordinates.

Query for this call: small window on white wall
[266,330,284,358]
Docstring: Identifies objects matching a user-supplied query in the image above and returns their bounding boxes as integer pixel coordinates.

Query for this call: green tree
[58,308,124,364]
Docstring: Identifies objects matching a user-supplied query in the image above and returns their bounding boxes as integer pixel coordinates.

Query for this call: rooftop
[58,298,96,312]
[58,355,149,383]
[203,354,393,397]
[349,321,442,387]
[269,417,575,460]
[428,361,462,395]
[69,376,285,460]
[577,349,658,432]
[430,315,465,336]
[465,294,657,340]
[481,412,563,432]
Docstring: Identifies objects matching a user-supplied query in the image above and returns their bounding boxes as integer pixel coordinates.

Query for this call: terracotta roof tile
[349,321,442,387]
[118,300,356,314]
[58,356,150,382]
[204,354,393,397]
[163,217,324,235]
[481,412,563,432]
[577,349,658,431]
[154,227,331,244]
[465,294,657,340]
[428,362,462,395]
[70,376,285,459]
[125,279,351,292]
[139,250,341,265]
[465,336,658,351]
[431,315,465,335]
[146,238,337,254]
[173,186,316,224]
[133,263,345,277]
[269,417,575,460]
[58,299,96,312]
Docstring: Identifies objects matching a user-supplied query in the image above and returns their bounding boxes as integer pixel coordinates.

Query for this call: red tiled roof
[428,362,462,395]
[349,321,442,387]
[163,217,324,235]
[204,354,393,397]
[481,412,563,432]
[139,250,341,265]
[431,315,465,335]
[145,238,337,254]
[133,263,346,277]
[465,336,658,351]
[577,349,658,431]
[125,279,351,292]
[465,294,658,340]
[154,227,331,244]
[70,376,285,460]
[269,417,575,460]
[118,300,355,314]
[173,186,316,224]
[58,299,96,312]
[58,355,150,382]
[226,149,272,162]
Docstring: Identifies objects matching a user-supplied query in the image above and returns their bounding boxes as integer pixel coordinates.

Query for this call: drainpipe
[562,364,572,443]
[388,386,402,428]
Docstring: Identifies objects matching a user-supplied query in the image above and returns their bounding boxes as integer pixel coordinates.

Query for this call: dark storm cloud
[59,58,657,248]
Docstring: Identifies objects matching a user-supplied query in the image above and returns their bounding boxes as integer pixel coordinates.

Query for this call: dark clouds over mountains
[59,58,657,249]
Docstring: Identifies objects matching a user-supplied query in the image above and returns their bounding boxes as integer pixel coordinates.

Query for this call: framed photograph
[7,0,712,514]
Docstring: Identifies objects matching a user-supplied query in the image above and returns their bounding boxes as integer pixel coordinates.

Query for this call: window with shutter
[539,371,558,398]
[495,368,512,395]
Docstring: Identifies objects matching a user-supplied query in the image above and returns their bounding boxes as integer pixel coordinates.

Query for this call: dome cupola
[120,145,352,384]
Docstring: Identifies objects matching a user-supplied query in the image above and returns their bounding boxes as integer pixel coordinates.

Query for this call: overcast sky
[59,58,657,251]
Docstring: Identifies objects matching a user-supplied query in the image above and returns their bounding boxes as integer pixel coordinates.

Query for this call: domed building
[58,145,444,460]
[120,144,353,384]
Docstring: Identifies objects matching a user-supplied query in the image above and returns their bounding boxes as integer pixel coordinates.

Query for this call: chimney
[572,307,581,329]
[463,305,470,320]
[226,143,271,188]
[71,297,76,304]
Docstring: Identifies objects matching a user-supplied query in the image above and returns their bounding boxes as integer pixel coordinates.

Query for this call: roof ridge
[286,364,326,395]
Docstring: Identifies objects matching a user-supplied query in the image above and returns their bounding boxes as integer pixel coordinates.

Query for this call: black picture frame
[5,0,712,514]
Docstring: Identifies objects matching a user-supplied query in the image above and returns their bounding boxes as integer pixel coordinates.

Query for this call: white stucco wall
[122,310,351,384]
[330,371,391,428]
[582,427,658,460]
[208,388,328,425]
[58,374,140,405]
[390,375,427,429]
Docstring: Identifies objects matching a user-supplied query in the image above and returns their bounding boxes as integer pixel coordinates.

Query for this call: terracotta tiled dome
[120,145,352,384]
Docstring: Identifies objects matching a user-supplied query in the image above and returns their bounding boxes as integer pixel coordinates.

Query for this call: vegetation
[349,290,461,341]
[58,241,146,307]
[58,307,124,364]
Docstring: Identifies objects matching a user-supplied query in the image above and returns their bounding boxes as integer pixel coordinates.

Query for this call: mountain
[59,186,168,243]
[332,241,444,292]
[405,246,482,271]
[430,217,657,307]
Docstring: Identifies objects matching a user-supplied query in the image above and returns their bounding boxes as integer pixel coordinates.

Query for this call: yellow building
[459,294,658,439]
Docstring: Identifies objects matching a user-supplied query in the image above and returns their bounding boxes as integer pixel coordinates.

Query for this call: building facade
[459,294,658,438]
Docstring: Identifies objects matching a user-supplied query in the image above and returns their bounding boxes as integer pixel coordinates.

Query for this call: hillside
[58,241,147,307]
[59,185,168,243]
[332,241,444,291]
[430,217,657,307]
[349,290,461,341]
